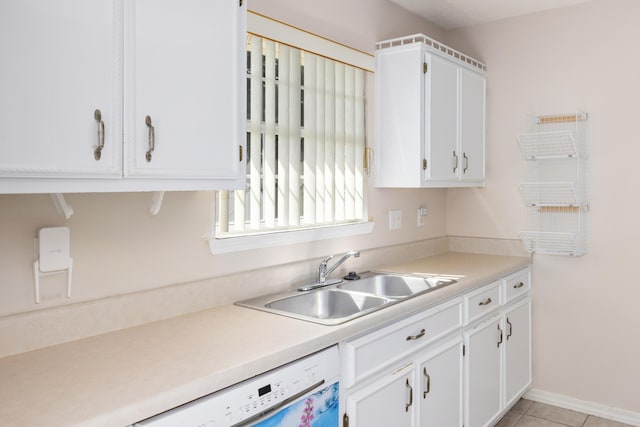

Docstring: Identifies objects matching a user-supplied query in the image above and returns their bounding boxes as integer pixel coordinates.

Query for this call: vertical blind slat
[334,63,346,222]
[344,65,356,221]
[324,60,335,223]
[277,44,291,227]
[355,69,366,220]
[263,40,277,228]
[249,37,263,229]
[303,53,317,225]
[218,190,229,232]
[233,189,246,231]
[288,49,302,227]
[315,57,326,223]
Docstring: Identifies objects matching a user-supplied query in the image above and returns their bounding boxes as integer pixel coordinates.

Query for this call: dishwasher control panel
[135,346,339,427]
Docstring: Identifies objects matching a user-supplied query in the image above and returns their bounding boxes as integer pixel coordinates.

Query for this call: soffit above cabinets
[389,0,593,29]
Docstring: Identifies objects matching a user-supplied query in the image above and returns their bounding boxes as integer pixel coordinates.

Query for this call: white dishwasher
[134,345,340,427]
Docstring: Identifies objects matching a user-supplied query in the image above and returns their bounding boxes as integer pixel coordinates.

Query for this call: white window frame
[207,11,375,254]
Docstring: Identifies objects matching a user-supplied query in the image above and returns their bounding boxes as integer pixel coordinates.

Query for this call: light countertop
[0,252,529,426]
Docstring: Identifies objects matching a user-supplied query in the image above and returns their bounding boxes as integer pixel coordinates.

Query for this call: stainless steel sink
[266,289,389,321]
[337,273,432,298]
[236,271,458,325]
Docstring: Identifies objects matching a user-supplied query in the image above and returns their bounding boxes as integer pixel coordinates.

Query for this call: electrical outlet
[417,207,428,227]
[389,210,402,230]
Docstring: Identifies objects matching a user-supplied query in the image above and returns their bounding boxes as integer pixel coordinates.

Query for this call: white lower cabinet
[341,298,463,427]
[344,363,416,427]
[464,269,532,427]
[418,337,463,427]
[343,337,463,427]
[504,298,532,409]
[464,314,503,427]
[340,267,531,427]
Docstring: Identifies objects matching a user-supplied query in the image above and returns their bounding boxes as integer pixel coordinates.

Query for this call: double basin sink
[236,272,457,325]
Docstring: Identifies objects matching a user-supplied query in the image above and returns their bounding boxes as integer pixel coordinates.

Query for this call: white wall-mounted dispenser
[33,226,73,303]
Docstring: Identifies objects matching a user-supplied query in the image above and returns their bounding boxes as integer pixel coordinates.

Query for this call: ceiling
[389,0,593,29]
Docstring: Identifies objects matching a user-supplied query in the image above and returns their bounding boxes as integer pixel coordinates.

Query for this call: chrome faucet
[318,250,361,284]
[298,250,361,291]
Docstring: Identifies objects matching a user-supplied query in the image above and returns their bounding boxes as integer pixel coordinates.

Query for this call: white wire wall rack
[517,112,589,256]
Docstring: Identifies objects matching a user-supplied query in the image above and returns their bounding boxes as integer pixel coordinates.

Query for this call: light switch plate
[389,210,402,230]
[38,227,70,272]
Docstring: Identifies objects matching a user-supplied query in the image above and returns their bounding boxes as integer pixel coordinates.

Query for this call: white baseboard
[525,388,640,427]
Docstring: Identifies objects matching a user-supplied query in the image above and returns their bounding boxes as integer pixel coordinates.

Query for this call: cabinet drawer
[463,281,501,325]
[504,268,530,303]
[342,297,462,388]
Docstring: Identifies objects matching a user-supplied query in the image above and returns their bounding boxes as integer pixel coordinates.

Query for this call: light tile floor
[496,399,634,427]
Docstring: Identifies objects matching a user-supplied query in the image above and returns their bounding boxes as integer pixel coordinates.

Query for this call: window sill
[207,221,375,254]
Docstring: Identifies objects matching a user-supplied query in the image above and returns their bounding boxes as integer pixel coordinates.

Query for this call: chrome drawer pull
[94,109,105,160]
[453,150,458,173]
[497,324,503,347]
[478,297,493,306]
[406,328,426,341]
[514,282,525,289]
[145,115,155,162]
[423,367,431,398]
[405,379,413,412]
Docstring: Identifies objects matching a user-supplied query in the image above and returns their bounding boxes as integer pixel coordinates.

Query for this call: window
[211,14,373,252]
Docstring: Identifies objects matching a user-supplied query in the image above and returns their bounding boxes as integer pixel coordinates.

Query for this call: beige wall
[445,0,640,414]
[0,1,447,316]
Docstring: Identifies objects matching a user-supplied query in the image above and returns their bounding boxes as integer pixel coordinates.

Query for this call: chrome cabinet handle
[514,282,525,289]
[507,318,513,340]
[423,367,431,398]
[145,115,155,162]
[94,109,105,160]
[453,150,458,173]
[463,152,469,173]
[497,324,503,348]
[406,328,426,341]
[405,379,413,412]
[478,297,493,306]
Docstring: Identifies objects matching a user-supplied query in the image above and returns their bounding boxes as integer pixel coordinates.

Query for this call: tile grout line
[525,413,576,426]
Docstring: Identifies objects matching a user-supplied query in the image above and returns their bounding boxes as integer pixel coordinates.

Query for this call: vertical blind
[216,36,366,236]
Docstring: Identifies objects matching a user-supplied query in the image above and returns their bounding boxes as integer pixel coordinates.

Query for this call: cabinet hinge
[423,62,428,73]
[239,145,243,162]
[463,344,466,356]
[422,158,427,170]
[343,413,349,427]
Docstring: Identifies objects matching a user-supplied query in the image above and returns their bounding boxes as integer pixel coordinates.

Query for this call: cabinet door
[374,45,424,188]
[504,298,532,408]
[459,68,485,183]
[418,338,463,427]
[464,315,502,427]
[125,0,244,184]
[425,53,459,182]
[344,364,415,427]
[0,0,122,179]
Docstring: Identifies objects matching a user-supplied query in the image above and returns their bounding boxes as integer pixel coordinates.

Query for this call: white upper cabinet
[459,68,486,183]
[426,53,459,182]
[0,0,122,180]
[0,0,246,193]
[125,0,244,181]
[375,35,486,188]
